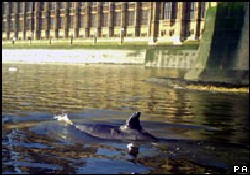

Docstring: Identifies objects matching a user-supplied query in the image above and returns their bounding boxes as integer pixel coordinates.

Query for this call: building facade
[2,2,208,44]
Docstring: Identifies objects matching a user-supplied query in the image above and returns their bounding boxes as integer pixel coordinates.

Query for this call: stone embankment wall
[3,49,198,68]
[2,49,146,65]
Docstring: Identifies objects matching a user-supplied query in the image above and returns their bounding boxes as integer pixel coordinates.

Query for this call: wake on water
[53,112,73,125]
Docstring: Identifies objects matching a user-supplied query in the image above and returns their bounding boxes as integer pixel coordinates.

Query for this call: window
[163,2,177,19]
[18,2,24,13]
[79,2,85,8]
[59,17,65,28]
[69,15,74,28]
[26,2,33,12]
[40,18,46,29]
[9,2,14,13]
[2,21,4,32]
[40,2,45,11]
[50,18,55,29]
[9,20,14,32]
[103,2,109,5]
[189,2,195,19]
[50,2,56,10]
[169,29,174,36]
[25,18,31,28]
[102,13,109,27]
[59,2,66,9]
[91,14,98,27]
[2,21,8,32]
[141,10,148,25]
[201,2,206,19]
[161,30,166,36]
[19,20,24,30]
[201,29,204,34]
[2,3,5,14]
[127,11,135,26]
[114,12,121,26]
[189,29,194,35]
[163,2,171,19]
[69,2,74,9]
[79,15,84,28]
[92,2,98,6]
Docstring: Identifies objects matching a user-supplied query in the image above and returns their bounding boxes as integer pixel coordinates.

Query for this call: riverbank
[2,40,199,50]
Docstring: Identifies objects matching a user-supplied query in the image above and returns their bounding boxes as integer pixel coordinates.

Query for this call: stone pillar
[34,2,41,40]
[30,3,35,32]
[65,2,69,38]
[13,2,19,39]
[97,2,101,37]
[20,2,26,40]
[195,2,201,40]
[149,2,158,44]
[135,2,141,36]
[121,2,127,36]
[108,2,114,37]
[44,2,50,39]
[179,2,185,42]
[23,2,27,40]
[4,3,10,40]
[147,2,152,37]
[74,2,79,37]
[54,2,60,39]
[85,2,90,37]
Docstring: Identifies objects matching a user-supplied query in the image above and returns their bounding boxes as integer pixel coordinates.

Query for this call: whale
[51,111,248,163]
[54,111,158,142]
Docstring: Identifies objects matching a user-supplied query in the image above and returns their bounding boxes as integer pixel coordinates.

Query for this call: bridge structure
[184,2,249,85]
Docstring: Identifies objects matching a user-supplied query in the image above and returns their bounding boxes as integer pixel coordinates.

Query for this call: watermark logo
[234,166,248,174]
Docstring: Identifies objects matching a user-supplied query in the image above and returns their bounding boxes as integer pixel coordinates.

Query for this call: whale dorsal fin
[126,112,142,130]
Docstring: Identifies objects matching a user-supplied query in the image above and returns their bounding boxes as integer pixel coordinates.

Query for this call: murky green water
[2,63,249,174]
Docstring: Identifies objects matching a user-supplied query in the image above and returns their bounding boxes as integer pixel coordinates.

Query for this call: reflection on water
[2,63,249,174]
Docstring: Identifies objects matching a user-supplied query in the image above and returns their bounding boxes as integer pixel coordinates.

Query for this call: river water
[2,63,249,174]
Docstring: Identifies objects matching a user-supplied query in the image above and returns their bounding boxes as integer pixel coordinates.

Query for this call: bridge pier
[185,2,249,85]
